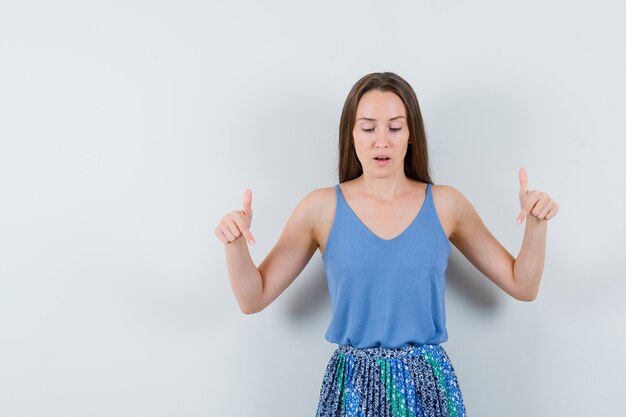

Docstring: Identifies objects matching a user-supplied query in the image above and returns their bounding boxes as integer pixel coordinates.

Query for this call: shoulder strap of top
[333,183,344,215]
[425,183,434,212]
[335,183,346,208]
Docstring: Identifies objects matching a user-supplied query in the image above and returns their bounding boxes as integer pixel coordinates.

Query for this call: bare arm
[224,237,264,314]
[448,185,525,300]
[512,216,548,301]
[511,168,558,300]
[220,189,321,314]
[448,172,558,302]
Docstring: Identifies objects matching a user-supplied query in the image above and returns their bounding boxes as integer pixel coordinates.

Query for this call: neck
[357,172,413,200]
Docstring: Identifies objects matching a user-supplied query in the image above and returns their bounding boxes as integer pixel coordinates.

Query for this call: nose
[374,131,390,148]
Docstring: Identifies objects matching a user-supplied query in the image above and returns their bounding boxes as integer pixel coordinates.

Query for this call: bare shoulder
[304,185,336,203]
[431,183,458,199]
[288,185,336,232]
[429,183,460,239]
[433,183,486,243]
[294,185,337,250]
[305,185,337,227]
[432,183,468,207]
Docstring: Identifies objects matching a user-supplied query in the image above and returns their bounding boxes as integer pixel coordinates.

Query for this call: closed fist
[516,167,560,224]
[215,188,256,245]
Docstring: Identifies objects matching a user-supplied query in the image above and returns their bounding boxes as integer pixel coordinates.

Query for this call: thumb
[242,188,253,219]
[516,167,529,224]
[519,167,528,200]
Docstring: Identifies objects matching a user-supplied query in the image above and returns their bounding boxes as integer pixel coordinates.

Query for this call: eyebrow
[357,116,406,121]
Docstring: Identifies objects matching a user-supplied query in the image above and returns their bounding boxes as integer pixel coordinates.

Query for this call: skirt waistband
[336,343,442,360]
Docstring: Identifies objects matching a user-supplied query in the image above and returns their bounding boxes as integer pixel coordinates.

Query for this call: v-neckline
[337,183,429,242]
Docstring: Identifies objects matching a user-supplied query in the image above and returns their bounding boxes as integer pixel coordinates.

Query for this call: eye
[362,127,375,132]
[389,127,402,132]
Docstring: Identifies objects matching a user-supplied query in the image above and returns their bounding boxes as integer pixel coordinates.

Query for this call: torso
[313,179,455,256]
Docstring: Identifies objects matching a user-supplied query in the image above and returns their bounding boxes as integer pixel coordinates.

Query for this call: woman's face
[352,89,410,177]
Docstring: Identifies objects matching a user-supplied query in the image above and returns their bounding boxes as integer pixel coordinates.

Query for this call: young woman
[215,72,559,416]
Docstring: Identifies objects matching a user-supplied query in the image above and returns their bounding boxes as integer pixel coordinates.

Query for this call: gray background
[1,0,624,416]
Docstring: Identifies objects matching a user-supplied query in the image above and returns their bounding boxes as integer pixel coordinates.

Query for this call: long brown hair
[338,72,432,185]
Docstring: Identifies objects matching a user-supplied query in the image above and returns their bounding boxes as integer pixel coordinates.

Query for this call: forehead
[356,90,406,118]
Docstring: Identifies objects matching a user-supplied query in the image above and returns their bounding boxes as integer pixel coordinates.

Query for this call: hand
[215,188,256,245]
[516,167,560,224]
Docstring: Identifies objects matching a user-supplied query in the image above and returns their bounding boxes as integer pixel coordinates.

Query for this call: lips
[374,157,390,167]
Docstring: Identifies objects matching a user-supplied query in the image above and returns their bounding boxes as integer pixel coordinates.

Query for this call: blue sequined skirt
[315,343,467,417]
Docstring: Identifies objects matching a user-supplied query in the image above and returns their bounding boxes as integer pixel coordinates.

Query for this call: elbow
[238,287,270,314]
[239,301,265,315]
[240,305,258,315]
[512,272,540,302]
[515,289,538,302]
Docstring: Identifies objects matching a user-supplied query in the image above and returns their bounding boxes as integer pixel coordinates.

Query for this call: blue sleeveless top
[321,182,452,348]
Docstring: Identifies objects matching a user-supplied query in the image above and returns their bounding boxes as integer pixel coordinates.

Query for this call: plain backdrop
[1,0,625,416]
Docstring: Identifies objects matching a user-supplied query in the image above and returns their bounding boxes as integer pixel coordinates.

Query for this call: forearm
[513,215,548,301]
[224,237,263,313]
